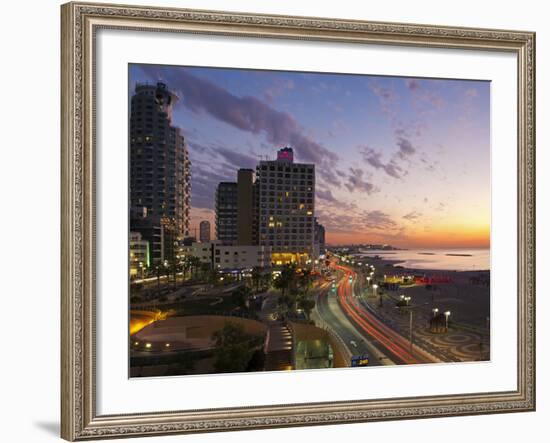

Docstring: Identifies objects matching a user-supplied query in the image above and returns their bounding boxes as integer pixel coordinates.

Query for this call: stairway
[264,322,294,371]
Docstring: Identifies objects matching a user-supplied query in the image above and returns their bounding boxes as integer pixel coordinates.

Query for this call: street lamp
[372,283,378,297]
[444,311,451,329]
[404,296,411,306]
[432,307,439,317]
[138,261,144,279]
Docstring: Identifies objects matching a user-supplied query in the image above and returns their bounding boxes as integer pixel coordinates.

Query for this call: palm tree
[298,269,313,295]
[154,264,162,294]
[186,256,202,281]
[274,263,296,299]
[297,295,315,320]
[251,267,263,293]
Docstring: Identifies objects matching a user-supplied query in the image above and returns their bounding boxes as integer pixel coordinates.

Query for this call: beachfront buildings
[189,241,272,271]
[212,147,319,267]
[236,168,257,246]
[129,231,149,278]
[129,82,191,265]
[199,220,211,243]
[215,182,238,243]
[314,218,326,258]
[256,147,316,265]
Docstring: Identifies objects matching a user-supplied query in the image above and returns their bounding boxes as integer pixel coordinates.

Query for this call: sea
[354,248,490,271]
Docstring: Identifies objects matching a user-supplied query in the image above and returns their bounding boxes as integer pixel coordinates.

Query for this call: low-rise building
[189,241,272,272]
[129,231,149,278]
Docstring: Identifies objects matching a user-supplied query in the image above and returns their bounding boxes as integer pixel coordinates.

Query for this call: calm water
[356,248,490,271]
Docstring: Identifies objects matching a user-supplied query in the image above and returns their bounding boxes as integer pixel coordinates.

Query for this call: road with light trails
[314,279,390,367]
[333,263,437,365]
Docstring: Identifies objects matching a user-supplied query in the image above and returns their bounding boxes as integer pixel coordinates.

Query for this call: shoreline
[353,254,490,275]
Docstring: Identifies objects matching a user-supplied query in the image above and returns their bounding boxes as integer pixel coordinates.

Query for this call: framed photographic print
[61,1,536,440]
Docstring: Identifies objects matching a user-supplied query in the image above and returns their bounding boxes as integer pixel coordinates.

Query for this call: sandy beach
[343,254,490,362]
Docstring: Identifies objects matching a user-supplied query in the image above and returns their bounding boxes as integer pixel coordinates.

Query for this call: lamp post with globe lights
[444,310,451,330]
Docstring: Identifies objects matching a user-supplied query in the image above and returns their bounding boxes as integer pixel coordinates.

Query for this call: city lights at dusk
[128,63,490,378]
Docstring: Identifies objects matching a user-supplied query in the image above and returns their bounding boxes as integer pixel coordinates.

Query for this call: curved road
[333,263,436,365]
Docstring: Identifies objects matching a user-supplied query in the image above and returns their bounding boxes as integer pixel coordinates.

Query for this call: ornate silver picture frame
[61,2,535,440]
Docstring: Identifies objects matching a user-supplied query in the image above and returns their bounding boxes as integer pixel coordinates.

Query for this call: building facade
[190,241,272,271]
[199,220,211,243]
[256,147,315,265]
[314,218,326,259]
[237,169,255,246]
[129,231,150,278]
[215,182,238,244]
[129,82,191,264]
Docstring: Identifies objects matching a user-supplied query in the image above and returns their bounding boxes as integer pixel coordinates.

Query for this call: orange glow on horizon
[326,224,490,249]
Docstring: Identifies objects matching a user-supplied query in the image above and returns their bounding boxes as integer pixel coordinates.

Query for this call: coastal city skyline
[129,63,490,249]
[128,65,490,378]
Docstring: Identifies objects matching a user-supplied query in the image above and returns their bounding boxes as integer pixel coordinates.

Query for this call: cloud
[264,78,295,102]
[360,146,404,179]
[344,168,377,194]
[212,147,258,170]
[404,77,444,111]
[317,189,337,202]
[316,189,358,212]
[370,82,396,101]
[189,161,234,210]
[369,79,397,118]
[318,166,342,188]
[362,210,397,230]
[403,211,422,221]
[138,66,338,168]
[405,79,421,91]
[396,136,416,159]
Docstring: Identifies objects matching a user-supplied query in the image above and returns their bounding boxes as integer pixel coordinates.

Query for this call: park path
[259,292,295,371]
[264,322,294,371]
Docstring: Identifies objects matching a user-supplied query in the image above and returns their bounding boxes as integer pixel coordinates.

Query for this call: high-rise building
[215,182,238,243]
[256,147,315,265]
[314,218,326,258]
[237,169,255,246]
[129,82,191,249]
[199,220,211,243]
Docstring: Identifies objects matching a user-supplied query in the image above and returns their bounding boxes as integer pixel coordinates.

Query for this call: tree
[185,256,202,280]
[212,323,260,373]
[274,263,297,298]
[251,267,263,293]
[298,269,313,295]
[297,295,315,320]
[181,256,192,280]
[230,286,251,310]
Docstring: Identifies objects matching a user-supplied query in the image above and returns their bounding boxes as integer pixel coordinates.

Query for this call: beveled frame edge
[60,1,536,441]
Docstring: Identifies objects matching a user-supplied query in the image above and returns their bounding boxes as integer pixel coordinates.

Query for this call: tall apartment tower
[237,169,255,246]
[129,82,191,241]
[199,220,211,243]
[256,147,315,265]
[215,182,238,243]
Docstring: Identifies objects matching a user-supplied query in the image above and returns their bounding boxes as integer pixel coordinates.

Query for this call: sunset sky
[129,64,490,249]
